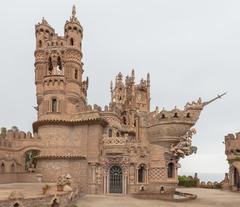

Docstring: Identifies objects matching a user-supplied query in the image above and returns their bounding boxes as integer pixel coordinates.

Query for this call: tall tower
[34,5,88,121]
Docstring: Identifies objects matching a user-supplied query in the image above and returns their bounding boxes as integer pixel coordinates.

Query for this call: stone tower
[34,5,88,121]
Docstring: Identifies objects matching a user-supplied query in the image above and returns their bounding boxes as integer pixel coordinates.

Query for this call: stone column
[106,171,109,194]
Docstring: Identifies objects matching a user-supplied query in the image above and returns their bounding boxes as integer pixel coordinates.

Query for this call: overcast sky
[0,0,239,175]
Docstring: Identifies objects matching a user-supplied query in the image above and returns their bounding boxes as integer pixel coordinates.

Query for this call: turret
[34,6,88,121]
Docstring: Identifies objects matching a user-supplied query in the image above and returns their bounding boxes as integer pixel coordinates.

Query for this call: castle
[0,6,222,196]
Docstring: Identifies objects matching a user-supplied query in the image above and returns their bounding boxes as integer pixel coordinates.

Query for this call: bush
[178,175,198,187]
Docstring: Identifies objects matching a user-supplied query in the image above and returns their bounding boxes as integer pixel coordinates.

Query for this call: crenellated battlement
[225,132,240,159]
[5,130,40,140]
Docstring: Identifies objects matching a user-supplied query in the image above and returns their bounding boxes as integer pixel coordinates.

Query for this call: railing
[102,136,127,146]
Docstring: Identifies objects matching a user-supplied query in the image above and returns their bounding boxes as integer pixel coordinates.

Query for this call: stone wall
[0,173,38,184]
[37,158,88,192]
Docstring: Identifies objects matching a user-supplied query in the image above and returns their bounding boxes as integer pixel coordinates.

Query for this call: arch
[51,198,59,207]
[109,165,122,193]
[1,162,5,173]
[116,132,120,137]
[13,203,20,207]
[11,163,15,173]
[138,164,146,183]
[108,129,112,137]
[167,162,175,178]
[70,37,74,46]
[186,112,191,118]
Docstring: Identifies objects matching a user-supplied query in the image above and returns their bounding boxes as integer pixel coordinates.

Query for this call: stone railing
[102,136,127,146]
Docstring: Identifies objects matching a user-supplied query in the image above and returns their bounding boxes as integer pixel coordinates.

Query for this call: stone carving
[170,128,197,159]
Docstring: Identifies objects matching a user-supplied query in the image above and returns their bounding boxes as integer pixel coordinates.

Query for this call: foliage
[11,126,19,132]
[178,175,198,187]
[0,127,7,139]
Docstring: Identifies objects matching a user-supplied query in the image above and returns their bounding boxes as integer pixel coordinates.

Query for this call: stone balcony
[102,135,128,154]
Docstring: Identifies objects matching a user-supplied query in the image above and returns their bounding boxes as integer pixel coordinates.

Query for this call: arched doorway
[233,167,240,190]
[109,165,122,193]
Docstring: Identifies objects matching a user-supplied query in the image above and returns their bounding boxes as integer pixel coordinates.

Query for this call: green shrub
[178,175,198,187]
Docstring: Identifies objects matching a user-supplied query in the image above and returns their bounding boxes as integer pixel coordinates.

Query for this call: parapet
[5,130,40,140]
[225,132,240,157]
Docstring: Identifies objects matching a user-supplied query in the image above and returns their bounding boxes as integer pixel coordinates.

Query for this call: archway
[109,165,122,193]
[233,167,240,190]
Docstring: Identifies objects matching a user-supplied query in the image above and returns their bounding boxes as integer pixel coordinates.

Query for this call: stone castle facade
[0,6,220,196]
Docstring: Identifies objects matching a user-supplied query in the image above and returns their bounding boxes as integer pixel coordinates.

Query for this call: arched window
[52,98,57,112]
[48,57,53,74]
[108,129,112,137]
[123,117,127,125]
[70,38,74,46]
[138,164,146,183]
[13,203,20,207]
[1,162,5,173]
[39,40,42,48]
[167,162,174,178]
[11,163,15,173]
[56,56,63,74]
[51,199,59,207]
[116,132,120,137]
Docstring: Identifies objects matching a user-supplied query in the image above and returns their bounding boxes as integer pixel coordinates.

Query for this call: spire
[147,73,150,87]
[72,5,76,18]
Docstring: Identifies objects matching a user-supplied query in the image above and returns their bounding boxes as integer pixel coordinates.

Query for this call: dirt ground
[76,188,240,207]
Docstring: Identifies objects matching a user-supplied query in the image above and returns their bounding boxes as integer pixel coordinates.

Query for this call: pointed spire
[147,73,150,87]
[72,5,76,17]
[110,81,113,101]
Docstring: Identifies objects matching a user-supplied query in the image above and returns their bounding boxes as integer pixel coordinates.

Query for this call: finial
[203,92,227,107]
[72,5,76,17]
[110,81,113,92]
[147,73,150,86]
[131,69,135,77]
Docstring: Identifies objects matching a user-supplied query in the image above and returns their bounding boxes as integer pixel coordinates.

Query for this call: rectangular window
[52,98,57,112]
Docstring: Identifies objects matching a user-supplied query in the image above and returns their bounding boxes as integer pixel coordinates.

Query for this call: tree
[0,127,7,139]
[11,126,19,132]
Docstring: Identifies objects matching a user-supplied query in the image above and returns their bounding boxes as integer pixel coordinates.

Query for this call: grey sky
[0,0,239,175]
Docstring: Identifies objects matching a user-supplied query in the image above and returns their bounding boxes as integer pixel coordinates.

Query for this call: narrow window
[138,164,145,183]
[52,98,57,112]
[56,56,62,74]
[39,40,42,48]
[48,57,53,74]
[70,38,74,46]
[167,163,174,178]
[123,117,127,125]
[108,129,112,137]
[74,69,78,79]
[11,163,15,173]
[1,163,5,173]
[161,114,166,119]
[186,113,191,118]
[116,132,120,137]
